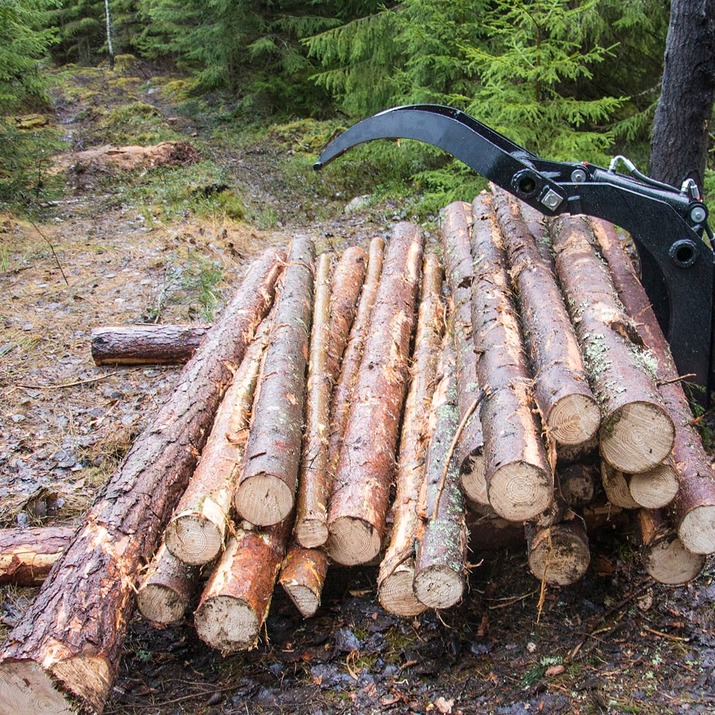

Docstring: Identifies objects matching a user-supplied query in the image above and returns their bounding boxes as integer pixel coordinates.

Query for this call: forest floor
[1,60,714,715]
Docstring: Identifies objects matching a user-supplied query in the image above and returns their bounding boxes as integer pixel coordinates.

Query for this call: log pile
[2,191,715,714]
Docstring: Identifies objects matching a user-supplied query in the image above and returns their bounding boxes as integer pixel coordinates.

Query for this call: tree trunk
[235,237,315,527]
[471,194,553,521]
[328,223,424,566]
[278,545,329,618]
[377,253,444,617]
[551,216,674,473]
[440,201,487,506]
[626,461,679,510]
[91,324,210,365]
[650,0,715,189]
[0,527,73,586]
[0,248,283,715]
[525,515,590,586]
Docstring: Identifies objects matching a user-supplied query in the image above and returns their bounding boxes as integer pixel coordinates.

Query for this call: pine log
[626,461,679,510]
[525,515,590,586]
[91,324,209,365]
[636,509,705,585]
[377,253,444,617]
[557,463,597,508]
[491,187,600,445]
[328,223,424,565]
[235,237,315,526]
[278,545,329,618]
[0,527,73,586]
[163,320,270,565]
[601,462,640,509]
[441,201,487,505]
[413,339,468,610]
[550,216,674,473]
[136,543,199,626]
[591,217,715,555]
[194,518,291,653]
[293,253,335,547]
[0,248,284,715]
[470,194,553,521]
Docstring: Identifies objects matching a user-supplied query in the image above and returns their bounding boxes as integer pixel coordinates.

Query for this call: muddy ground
[1,64,714,714]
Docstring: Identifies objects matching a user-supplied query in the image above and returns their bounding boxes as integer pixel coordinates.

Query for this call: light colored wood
[279,545,329,618]
[627,461,679,510]
[601,462,640,509]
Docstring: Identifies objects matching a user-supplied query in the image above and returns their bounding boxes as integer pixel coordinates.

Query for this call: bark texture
[525,516,590,586]
[0,527,73,586]
[278,545,329,618]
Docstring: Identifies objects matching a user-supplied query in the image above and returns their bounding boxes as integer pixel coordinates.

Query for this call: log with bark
[278,545,329,618]
[601,462,640,510]
[235,237,315,527]
[377,253,444,617]
[470,194,554,521]
[0,527,74,586]
[0,248,283,715]
[328,223,424,566]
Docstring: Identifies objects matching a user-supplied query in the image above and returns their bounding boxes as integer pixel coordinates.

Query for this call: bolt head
[570,169,587,183]
[690,206,707,224]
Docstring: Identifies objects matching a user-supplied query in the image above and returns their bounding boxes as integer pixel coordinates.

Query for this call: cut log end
[460,453,489,506]
[0,661,77,715]
[413,566,464,610]
[527,523,590,586]
[548,393,601,445]
[378,567,427,618]
[328,517,381,566]
[678,505,715,555]
[282,582,321,618]
[164,514,224,566]
[600,401,675,473]
[643,534,706,585]
[488,462,553,521]
[136,584,189,626]
[293,519,329,550]
[234,474,294,526]
[628,464,679,510]
[194,595,260,653]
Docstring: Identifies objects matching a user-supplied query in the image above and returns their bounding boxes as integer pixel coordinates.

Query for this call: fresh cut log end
[678,505,715,555]
[282,583,321,619]
[164,510,224,566]
[279,546,328,618]
[643,534,706,585]
[0,661,80,715]
[328,516,382,566]
[527,521,591,586]
[488,461,553,521]
[600,401,675,473]
[413,566,465,610]
[234,474,294,527]
[194,595,259,654]
[136,584,189,626]
[378,566,427,617]
[601,462,640,509]
[628,463,679,509]
[548,393,601,446]
[460,452,488,506]
[293,519,329,550]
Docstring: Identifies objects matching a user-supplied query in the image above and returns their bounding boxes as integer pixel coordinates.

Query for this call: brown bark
[278,545,329,618]
[194,518,291,653]
[470,194,553,521]
[235,237,315,527]
[328,223,424,566]
[0,248,283,714]
[491,187,600,446]
[626,461,679,510]
[550,216,674,473]
[413,340,468,610]
[440,201,487,505]
[91,324,209,365]
[377,253,444,617]
[293,253,335,547]
[591,217,715,554]
[164,321,270,565]
[525,515,590,586]
[0,527,73,586]
[136,543,199,626]
[557,463,597,508]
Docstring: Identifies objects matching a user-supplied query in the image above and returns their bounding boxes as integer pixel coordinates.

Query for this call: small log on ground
[471,194,553,521]
[278,545,329,618]
[235,237,315,527]
[601,462,640,509]
[194,519,291,653]
[91,324,210,365]
[551,216,674,473]
[0,527,74,586]
[413,339,468,610]
[136,544,199,626]
[328,223,424,566]
[525,515,590,586]
[592,217,715,555]
[636,509,705,585]
[492,187,600,445]
[627,461,679,510]
[557,463,597,508]
[441,201,487,505]
[0,248,284,715]
[377,253,444,617]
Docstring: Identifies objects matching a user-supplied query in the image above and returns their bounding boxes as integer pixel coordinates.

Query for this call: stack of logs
[2,189,715,714]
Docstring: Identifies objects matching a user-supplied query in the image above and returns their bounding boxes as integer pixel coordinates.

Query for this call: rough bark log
[601,462,640,510]
[441,201,487,506]
[328,223,424,566]
[413,340,468,610]
[235,237,315,527]
[470,194,553,521]
[525,515,590,586]
[0,527,73,586]
[592,217,715,554]
[0,248,283,715]
[557,463,597,509]
[293,253,335,547]
[163,321,270,565]
[377,253,444,617]
[194,518,291,653]
[550,216,674,473]
[91,324,209,365]
[626,461,679,510]
[491,187,600,445]
[136,543,199,626]
[278,545,329,618]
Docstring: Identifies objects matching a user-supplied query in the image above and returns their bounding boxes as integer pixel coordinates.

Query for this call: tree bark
[0,527,73,586]
[525,515,590,586]
[91,324,210,365]
[471,194,553,521]
[235,237,315,527]
[441,201,487,506]
[551,216,674,473]
[278,545,329,618]
[328,223,424,566]
[377,253,444,617]
[0,248,284,715]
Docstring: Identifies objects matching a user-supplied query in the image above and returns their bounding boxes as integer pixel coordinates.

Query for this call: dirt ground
[1,64,714,714]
